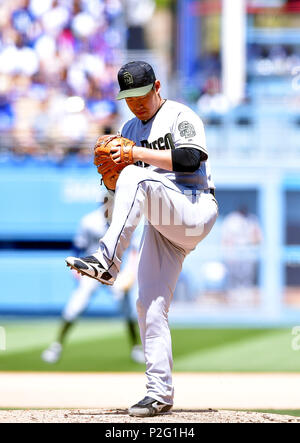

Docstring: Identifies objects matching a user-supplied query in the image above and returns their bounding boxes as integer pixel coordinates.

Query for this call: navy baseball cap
[116,61,156,100]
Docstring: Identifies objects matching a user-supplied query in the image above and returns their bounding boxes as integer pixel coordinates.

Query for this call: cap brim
[116,84,154,100]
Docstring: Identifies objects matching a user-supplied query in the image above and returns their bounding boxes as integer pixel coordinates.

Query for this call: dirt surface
[0,408,299,423]
[1,372,300,423]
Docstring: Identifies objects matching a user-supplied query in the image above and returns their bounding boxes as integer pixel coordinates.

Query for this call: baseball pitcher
[66,61,218,417]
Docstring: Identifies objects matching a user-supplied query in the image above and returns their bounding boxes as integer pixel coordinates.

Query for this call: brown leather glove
[94,135,135,190]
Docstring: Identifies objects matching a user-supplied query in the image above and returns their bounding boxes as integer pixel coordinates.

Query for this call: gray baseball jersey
[119,99,215,190]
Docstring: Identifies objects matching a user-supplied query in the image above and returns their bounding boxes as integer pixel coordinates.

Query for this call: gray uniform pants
[99,165,218,405]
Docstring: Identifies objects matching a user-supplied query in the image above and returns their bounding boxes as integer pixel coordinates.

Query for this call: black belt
[209,188,215,197]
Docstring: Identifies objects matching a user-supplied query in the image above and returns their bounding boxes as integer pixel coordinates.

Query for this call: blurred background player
[221,205,263,302]
[42,192,144,364]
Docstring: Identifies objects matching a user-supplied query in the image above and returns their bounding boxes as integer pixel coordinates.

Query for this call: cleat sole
[65,261,113,286]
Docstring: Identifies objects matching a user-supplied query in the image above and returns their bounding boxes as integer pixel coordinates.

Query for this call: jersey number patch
[178,121,196,138]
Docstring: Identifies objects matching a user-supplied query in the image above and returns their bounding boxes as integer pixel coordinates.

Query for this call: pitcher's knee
[117,165,143,187]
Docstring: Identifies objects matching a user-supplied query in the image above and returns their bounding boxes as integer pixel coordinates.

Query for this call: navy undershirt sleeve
[171,147,208,172]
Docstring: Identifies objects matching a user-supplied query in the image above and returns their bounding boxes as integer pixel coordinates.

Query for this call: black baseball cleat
[65,255,115,285]
[128,396,172,417]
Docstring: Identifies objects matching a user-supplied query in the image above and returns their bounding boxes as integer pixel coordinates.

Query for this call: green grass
[250,410,300,417]
[0,318,300,372]
[173,328,300,372]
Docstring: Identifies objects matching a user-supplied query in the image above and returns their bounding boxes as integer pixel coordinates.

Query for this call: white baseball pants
[98,165,218,405]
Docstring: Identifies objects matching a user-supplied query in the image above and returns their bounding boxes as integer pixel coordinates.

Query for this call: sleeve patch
[178,121,196,138]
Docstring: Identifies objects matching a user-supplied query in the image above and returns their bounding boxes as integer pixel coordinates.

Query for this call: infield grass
[249,410,300,417]
[0,318,299,372]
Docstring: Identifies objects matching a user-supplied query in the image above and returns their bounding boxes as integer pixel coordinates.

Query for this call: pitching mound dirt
[0,409,299,423]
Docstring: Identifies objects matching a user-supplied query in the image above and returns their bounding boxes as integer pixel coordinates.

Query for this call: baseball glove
[94,135,135,190]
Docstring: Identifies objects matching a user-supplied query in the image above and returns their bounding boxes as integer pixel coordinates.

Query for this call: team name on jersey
[140,133,175,151]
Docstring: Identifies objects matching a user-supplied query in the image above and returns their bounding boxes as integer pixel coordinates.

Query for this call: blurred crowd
[195,44,300,117]
[0,0,125,165]
[2,1,298,166]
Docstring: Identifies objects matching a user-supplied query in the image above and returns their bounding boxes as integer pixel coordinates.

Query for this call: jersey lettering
[140,133,175,151]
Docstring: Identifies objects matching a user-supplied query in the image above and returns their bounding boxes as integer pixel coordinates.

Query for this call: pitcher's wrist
[132,146,143,162]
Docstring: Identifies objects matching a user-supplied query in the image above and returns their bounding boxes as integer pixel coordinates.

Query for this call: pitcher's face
[125,81,162,121]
